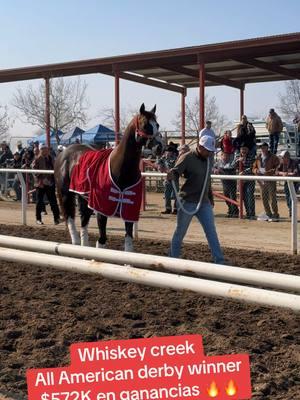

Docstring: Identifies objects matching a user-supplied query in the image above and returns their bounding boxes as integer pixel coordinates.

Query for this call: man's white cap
[39,143,48,150]
[199,135,216,152]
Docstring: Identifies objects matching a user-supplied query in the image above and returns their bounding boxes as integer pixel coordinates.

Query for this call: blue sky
[1,0,300,138]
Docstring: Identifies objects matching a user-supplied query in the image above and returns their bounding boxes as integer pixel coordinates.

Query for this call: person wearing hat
[276,150,299,217]
[157,145,179,214]
[32,144,60,225]
[167,135,224,264]
[253,142,280,221]
[266,108,283,155]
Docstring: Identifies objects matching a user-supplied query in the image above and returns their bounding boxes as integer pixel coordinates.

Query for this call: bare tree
[279,81,300,121]
[98,106,136,132]
[173,95,230,137]
[0,105,9,140]
[13,77,89,143]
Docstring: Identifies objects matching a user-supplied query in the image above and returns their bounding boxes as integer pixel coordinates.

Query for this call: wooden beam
[161,65,243,89]
[103,71,185,94]
[234,57,300,80]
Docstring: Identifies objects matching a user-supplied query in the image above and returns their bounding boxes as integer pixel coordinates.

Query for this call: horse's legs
[96,214,108,248]
[63,191,80,245]
[78,196,93,246]
[124,222,134,252]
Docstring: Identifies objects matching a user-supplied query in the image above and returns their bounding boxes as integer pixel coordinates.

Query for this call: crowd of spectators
[0,107,298,225]
[214,108,299,221]
[0,139,63,225]
[157,108,299,222]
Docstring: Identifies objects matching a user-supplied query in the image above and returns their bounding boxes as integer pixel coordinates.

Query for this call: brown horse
[54,104,160,251]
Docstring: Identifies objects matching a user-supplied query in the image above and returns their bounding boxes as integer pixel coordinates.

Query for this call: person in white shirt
[199,120,216,139]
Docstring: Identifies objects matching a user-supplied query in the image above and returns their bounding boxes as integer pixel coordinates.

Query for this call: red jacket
[221,136,235,154]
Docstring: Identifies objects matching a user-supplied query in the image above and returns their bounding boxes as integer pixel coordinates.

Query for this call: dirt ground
[0,222,300,400]
[0,192,298,254]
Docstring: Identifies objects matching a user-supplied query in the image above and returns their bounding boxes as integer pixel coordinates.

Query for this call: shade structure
[81,124,116,144]
[60,126,84,144]
[28,129,64,147]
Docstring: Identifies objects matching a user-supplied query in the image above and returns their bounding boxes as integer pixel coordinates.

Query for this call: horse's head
[133,103,162,157]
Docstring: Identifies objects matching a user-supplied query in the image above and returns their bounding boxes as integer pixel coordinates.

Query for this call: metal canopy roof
[0,32,299,94]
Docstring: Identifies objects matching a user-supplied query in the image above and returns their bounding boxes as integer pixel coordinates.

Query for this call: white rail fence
[0,168,299,253]
[0,235,299,311]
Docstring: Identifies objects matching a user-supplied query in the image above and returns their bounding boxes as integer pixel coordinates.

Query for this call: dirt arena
[0,218,300,400]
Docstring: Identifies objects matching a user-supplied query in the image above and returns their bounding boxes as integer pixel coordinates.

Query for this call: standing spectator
[12,152,22,201]
[214,151,238,218]
[219,130,235,159]
[167,135,224,264]
[0,143,13,196]
[32,144,60,225]
[234,115,256,155]
[199,120,216,140]
[253,142,280,221]
[232,144,256,219]
[276,151,299,217]
[0,143,13,166]
[157,145,178,214]
[266,108,283,155]
[15,140,25,159]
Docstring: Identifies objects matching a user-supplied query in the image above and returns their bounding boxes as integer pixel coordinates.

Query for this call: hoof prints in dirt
[0,224,300,399]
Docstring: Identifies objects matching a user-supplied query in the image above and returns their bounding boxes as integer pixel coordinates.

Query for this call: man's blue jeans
[269,132,280,154]
[170,200,224,264]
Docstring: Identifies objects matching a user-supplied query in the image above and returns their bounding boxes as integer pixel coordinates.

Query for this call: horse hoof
[124,236,134,252]
[96,241,106,249]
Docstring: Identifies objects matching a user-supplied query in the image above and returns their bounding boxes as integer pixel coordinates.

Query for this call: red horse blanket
[69,148,142,222]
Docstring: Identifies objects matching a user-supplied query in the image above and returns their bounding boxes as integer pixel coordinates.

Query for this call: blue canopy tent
[81,124,115,144]
[60,127,84,144]
[28,129,64,148]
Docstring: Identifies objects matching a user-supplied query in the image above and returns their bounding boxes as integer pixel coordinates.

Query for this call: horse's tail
[54,153,72,222]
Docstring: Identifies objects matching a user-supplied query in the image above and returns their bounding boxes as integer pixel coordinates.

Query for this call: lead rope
[171,157,210,216]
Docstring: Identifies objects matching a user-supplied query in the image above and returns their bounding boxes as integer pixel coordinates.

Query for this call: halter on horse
[54,104,160,251]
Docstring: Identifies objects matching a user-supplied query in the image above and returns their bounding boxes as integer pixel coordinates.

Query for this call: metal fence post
[287,181,298,254]
[238,160,244,219]
[17,172,27,225]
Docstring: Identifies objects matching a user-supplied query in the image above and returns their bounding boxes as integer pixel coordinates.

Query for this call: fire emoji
[207,381,219,397]
[225,379,237,396]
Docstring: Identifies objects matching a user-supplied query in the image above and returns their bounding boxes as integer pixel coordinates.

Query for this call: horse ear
[140,103,145,114]
[150,104,156,114]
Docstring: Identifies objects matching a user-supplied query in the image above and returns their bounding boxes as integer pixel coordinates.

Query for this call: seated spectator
[276,150,299,217]
[156,145,178,214]
[232,144,256,219]
[214,151,238,218]
[234,115,256,155]
[253,142,280,222]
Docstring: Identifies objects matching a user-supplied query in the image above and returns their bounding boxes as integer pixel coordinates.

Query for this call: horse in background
[54,104,160,251]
